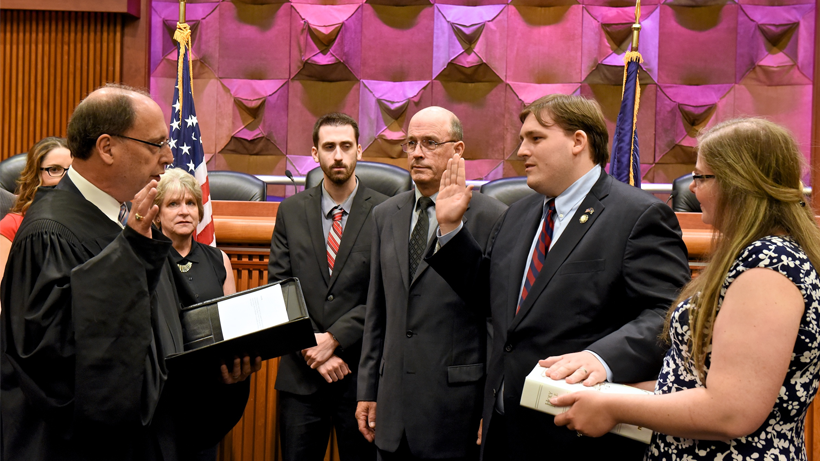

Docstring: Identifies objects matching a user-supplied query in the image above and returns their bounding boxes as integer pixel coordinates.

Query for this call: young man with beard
[269,113,387,461]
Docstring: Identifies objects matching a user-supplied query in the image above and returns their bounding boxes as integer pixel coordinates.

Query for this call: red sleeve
[0,213,24,241]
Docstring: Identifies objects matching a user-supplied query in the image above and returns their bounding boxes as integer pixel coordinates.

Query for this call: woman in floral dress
[551,118,820,461]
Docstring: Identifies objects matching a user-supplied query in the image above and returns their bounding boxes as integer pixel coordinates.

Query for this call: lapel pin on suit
[580,208,594,224]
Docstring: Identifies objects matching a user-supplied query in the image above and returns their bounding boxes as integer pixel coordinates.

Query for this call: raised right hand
[128,180,159,238]
[356,401,377,442]
[436,153,472,235]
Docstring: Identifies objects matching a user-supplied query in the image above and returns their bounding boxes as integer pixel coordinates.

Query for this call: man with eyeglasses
[0,84,255,461]
[356,106,506,461]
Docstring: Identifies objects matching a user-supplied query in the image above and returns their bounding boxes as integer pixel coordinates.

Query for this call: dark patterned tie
[517,199,556,314]
[409,196,433,278]
[326,206,344,275]
[118,203,128,226]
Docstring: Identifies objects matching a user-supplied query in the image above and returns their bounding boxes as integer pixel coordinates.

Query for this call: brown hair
[67,83,150,160]
[11,137,69,215]
[312,113,359,148]
[519,94,610,166]
[152,167,204,227]
[664,118,820,383]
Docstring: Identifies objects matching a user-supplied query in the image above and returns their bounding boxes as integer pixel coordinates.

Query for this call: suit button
[504,343,513,352]
[327,294,334,301]
[406,330,413,338]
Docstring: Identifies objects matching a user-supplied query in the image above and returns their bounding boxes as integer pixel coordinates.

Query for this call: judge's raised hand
[539,351,607,386]
[220,355,262,385]
[128,180,160,238]
[436,153,473,235]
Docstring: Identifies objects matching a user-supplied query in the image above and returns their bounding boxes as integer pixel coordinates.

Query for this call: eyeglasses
[691,172,716,184]
[401,139,457,153]
[40,166,69,177]
[112,134,172,151]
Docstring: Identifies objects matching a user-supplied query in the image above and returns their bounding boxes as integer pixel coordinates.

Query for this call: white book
[519,365,654,444]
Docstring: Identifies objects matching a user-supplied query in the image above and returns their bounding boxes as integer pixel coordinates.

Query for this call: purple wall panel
[149,0,815,187]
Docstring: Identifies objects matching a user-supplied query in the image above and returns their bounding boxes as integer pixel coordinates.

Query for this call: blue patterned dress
[646,235,820,461]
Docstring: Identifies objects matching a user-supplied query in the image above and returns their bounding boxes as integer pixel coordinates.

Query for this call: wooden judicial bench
[211,200,820,461]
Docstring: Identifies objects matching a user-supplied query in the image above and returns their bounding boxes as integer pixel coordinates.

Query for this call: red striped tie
[326,206,344,274]
[516,199,555,315]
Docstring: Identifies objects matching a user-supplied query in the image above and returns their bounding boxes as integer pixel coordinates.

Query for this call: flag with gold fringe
[610,0,643,187]
[169,21,216,246]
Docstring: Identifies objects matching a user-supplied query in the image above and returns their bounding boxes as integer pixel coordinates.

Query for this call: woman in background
[551,118,820,460]
[154,167,236,308]
[153,167,236,461]
[0,137,72,280]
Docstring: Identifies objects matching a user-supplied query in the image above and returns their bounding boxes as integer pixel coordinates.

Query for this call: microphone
[285,169,298,193]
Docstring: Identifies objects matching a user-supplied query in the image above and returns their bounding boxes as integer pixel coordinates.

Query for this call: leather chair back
[208,170,267,201]
[0,153,27,194]
[670,173,701,212]
[0,188,16,220]
[305,161,412,197]
[479,177,538,206]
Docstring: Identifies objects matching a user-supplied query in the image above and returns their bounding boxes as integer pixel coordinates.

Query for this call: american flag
[169,38,216,246]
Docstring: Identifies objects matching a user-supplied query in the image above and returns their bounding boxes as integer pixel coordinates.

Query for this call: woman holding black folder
[154,167,237,461]
[551,118,820,460]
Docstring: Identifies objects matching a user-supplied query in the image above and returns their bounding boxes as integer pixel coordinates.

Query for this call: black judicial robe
[0,178,249,461]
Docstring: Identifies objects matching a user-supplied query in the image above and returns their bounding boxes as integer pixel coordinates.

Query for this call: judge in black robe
[0,173,249,459]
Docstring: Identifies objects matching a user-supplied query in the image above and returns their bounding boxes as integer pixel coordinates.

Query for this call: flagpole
[631,0,641,52]
[180,0,186,25]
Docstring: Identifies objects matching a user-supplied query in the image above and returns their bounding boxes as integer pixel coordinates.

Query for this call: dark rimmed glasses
[40,166,69,177]
[401,139,457,154]
[112,134,172,151]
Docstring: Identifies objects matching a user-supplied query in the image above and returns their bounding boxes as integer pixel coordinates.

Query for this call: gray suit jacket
[427,171,691,460]
[270,183,387,395]
[358,191,506,458]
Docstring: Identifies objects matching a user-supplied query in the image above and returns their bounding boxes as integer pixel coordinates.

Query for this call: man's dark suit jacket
[427,171,691,460]
[358,191,507,458]
[0,176,248,461]
[269,183,387,395]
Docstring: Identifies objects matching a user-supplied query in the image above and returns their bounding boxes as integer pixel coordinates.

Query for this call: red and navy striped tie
[326,206,344,275]
[517,199,556,315]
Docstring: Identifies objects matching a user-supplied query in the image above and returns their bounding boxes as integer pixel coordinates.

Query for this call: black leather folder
[166,277,316,371]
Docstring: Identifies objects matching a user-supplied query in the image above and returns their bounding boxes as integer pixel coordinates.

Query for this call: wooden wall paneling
[0,10,123,160]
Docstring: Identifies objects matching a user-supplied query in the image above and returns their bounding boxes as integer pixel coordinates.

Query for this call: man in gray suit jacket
[269,113,386,461]
[356,107,507,461]
[430,94,691,460]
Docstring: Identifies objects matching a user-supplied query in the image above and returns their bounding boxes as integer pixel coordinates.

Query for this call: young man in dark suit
[429,94,691,460]
[269,113,386,461]
[356,107,507,461]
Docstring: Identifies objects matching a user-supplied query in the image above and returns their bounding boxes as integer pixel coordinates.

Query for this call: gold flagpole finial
[631,0,641,52]
[179,0,187,25]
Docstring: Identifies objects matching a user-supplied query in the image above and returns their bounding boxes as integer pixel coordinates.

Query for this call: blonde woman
[552,118,820,460]
[153,167,236,305]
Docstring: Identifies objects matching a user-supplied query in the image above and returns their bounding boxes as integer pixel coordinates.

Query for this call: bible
[519,365,653,444]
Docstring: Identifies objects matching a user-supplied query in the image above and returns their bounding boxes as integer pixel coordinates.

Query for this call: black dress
[168,239,229,461]
[169,239,227,308]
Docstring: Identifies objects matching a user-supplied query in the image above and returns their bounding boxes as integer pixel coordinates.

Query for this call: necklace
[178,261,192,273]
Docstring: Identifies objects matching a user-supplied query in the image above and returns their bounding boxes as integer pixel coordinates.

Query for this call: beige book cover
[519,365,654,444]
